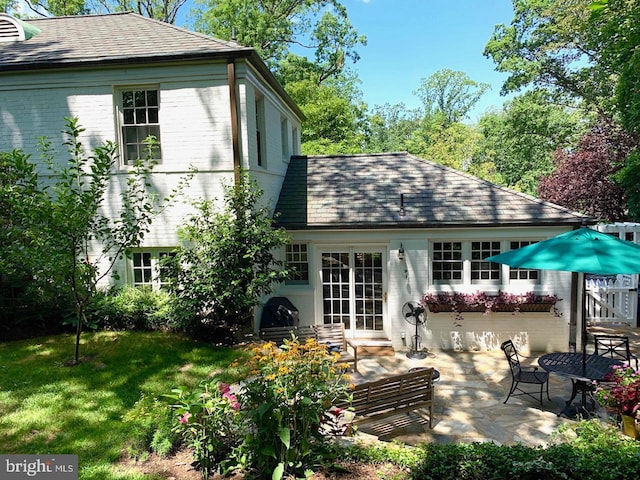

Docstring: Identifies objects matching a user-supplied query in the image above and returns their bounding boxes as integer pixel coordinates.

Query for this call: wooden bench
[346,367,435,429]
[259,323,358,371]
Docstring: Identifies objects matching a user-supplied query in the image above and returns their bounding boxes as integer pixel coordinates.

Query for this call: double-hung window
[285,243,309,284]
[508,241,540,281]
[132,250,174,289]
[432,241,463,282]
[119,87,161,165]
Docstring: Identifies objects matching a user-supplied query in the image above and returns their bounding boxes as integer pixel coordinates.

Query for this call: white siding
[272,227,574,352]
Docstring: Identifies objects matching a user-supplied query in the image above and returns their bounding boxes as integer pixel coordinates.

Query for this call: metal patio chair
[501,340,550,406]
[593,334,639,369]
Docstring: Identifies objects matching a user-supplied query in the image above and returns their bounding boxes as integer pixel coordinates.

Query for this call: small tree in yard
[37,117,190,363]
[164,171,290,341]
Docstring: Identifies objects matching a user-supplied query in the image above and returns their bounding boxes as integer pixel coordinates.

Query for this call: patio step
[351,339,395,356]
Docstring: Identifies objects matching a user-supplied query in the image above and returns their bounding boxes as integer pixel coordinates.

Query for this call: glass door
[321,249,385,337]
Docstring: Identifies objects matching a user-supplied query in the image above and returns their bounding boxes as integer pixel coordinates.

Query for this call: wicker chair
[501,340,550,406]
[593,334,638,369]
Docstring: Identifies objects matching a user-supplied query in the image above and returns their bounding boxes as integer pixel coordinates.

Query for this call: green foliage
[34,117,190,363]
[193,0,365,81]
[163,170,289,338]
[474,90,588,195]
[0,149,72,338]
[166,381,243,479]
[0,331,243,480]
[286,70,368,154]
[238,338,353,478]
[414,69,490,126]
[86,286,176,331]
[411,419,640,480]
[17,0,184,23]
[364,103,423,153]
[483,0,611,112]
[164,337,352,479]
[124,394,178,460]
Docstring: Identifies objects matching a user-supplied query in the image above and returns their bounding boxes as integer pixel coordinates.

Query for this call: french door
[320,249,386,337]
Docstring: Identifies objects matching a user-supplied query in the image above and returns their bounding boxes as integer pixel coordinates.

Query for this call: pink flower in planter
[179,412,192,424]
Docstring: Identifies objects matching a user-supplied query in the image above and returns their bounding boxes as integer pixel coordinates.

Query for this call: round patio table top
[538,352,621,382]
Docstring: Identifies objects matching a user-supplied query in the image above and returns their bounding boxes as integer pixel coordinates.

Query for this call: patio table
[538,352,621,417]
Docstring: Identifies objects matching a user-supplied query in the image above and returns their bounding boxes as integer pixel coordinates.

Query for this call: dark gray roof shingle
[0,12,250,68]
[275,153,586,229]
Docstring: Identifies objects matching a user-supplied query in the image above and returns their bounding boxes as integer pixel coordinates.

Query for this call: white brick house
[0,12,303,288]
[1,13,589,352]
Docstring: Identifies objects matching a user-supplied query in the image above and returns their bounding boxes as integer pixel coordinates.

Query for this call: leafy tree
[16,0,184,22]
[163,171,290,341]
[538,122,633,221]
[414,69,490,126]
[474,90,588,195]
[589,0,640,133]
[483,0,613,116]
[36,117,189,362]
[364,103,423,153]
[286,74,366,154]
[416,121,483,171]
[193,0,366,81]
[0,150,71,337]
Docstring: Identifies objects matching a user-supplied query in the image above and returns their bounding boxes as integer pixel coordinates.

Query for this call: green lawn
[0,331,244,480]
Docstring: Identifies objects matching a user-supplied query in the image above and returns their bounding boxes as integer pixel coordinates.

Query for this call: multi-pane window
[281,117,289,160]
[509,241,539,281]
[285,243,309,284]
[432,242,463,282]
[120,88,161,165]
[255,95,265,167]
[132,251,174,289]
[471,241,501,281]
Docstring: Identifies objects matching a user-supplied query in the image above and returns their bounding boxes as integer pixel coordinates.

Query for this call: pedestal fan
[402,301,427,359]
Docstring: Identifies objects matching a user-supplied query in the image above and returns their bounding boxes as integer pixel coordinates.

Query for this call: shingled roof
[0,12,251,68]
[0,12,302,118]
[274,153,587,229]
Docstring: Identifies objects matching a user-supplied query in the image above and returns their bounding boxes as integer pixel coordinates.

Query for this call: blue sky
[342,0,516,122]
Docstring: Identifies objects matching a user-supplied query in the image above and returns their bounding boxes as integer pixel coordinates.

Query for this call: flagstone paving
[347,325,640,447]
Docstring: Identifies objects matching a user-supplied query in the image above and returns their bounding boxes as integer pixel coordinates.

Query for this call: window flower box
[421,291,560,315]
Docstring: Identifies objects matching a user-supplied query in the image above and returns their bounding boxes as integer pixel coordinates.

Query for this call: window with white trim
[508,241,540,282]
[432,239,545,286]
[471,241,501,282]
[118,88,161,165]
[285,243,309,284]
[281,116,290,160]
[433,241,463,282]
[255,95,266,167]
[132,250,174,289]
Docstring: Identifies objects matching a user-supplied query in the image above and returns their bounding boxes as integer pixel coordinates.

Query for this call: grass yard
[0,331,245,480]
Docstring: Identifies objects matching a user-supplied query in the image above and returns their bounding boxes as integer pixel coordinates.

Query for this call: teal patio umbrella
[485,227,640,369]
[485,227,640,275]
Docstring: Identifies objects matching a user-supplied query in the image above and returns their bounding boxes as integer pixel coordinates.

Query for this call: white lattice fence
[586,275,638,325]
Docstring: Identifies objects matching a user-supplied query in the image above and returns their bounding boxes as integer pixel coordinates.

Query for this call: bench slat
[347,368,435,429]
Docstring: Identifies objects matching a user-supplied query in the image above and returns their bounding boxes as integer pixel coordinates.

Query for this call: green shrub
[165,381,243,479]
[411,420,640,480]
[124,394,180,461]
[87,286,176,331]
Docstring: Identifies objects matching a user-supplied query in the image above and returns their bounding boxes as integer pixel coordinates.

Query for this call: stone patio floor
[346,325,640,447]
